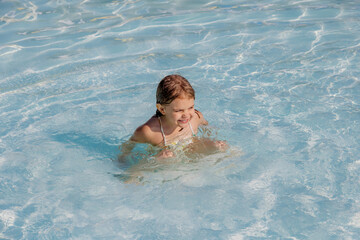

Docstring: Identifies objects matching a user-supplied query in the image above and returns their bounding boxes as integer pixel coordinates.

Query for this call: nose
[182,109,192,118]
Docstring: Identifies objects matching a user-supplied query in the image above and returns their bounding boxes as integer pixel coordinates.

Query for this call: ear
[156,104,166,115]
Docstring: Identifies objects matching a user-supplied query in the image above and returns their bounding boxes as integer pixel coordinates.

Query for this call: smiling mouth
[178,119,189,124]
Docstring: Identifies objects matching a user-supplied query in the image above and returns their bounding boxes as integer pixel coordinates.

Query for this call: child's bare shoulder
[195,109,208,125]
[130,116,161,145]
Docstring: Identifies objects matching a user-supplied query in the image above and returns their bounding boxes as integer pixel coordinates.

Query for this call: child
[129,74,227,159]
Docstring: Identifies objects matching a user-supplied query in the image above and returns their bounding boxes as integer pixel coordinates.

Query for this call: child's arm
[120,140,136,154]
[188,110,228,154]
[130,124,156,145]
[130,125,147,143]
[118,140,136,164]
[130,117,163,146]
[131,122,176,159]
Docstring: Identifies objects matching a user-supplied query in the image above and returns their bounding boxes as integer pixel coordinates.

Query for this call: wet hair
[156,74,195,117]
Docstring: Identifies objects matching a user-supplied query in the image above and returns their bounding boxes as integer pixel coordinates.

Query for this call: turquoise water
[1,0,360,239]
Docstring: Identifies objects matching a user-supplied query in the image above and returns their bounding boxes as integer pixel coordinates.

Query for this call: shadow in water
[51,132,120,159]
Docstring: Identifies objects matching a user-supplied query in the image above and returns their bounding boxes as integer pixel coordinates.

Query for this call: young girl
[129,74,227,159]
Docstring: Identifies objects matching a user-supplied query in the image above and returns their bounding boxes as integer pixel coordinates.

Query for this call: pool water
[1,0,360,239]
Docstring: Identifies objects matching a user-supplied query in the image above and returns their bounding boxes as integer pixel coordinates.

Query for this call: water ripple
[1,0,360,239]
[0,1,38,24]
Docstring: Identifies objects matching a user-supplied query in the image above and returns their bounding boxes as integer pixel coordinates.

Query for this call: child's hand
[186,138,228,154]
[213,140,229,152]
[203,139,228,152]
[156,149,175,160]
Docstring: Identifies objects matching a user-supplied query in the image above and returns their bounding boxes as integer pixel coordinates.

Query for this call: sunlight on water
[1,0,360,239]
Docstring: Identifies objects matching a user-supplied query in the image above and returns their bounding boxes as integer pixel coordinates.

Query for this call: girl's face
[158,95,195,129]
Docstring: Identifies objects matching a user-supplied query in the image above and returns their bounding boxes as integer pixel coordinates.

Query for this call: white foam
[348,212,360,228]
[180,172,206,187]
[229,221,268,239]
[0,156,5,168]
[347,160,360,172]
[228,233,244,240]
[114,206,154,221]
[58,19,74,25]
[0,209,16,227]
